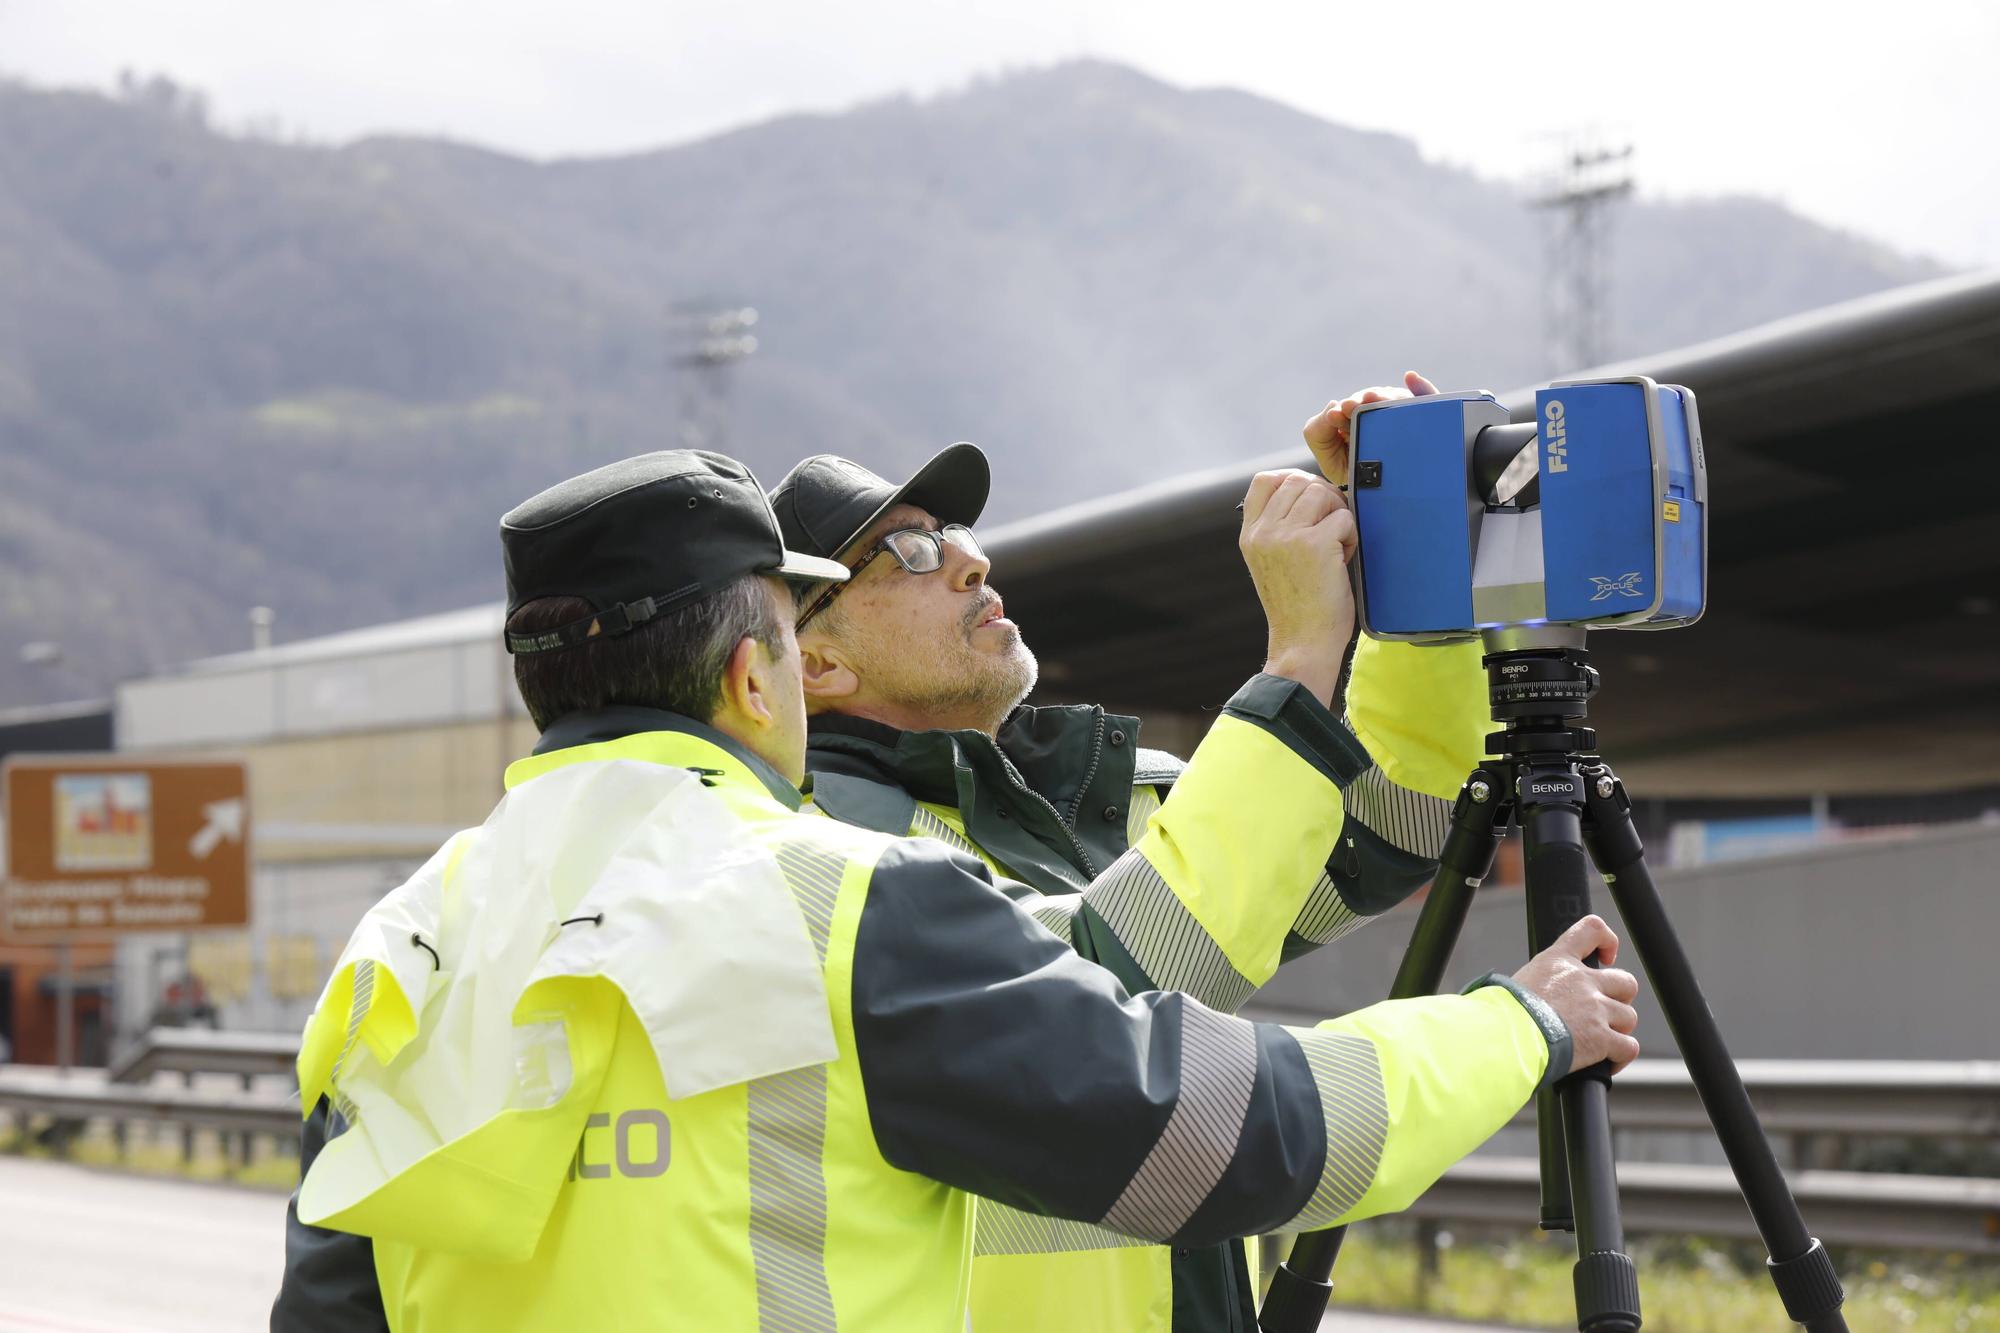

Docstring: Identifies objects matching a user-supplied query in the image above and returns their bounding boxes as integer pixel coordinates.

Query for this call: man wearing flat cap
[770,374,1540,1331]
[272,447,1639,1332]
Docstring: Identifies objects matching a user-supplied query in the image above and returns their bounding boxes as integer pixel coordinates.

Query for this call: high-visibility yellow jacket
[802,637,1498,1332]
[273,698,1564,1333]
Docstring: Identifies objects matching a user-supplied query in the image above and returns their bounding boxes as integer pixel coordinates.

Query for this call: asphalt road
[0,1157,284,1332]
[0,1156,1523,1332]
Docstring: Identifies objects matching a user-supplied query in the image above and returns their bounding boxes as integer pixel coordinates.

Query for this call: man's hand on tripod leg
[1514,915,1643,1075]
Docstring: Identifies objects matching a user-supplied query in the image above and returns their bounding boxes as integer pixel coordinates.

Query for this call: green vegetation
[1320,1222,1997,1332]
[2,1114,298,1191]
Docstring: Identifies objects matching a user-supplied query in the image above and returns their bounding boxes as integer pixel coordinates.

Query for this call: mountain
[0,62,1941,705]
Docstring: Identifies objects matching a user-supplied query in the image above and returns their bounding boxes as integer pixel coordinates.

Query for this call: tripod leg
[1391,766,1511,997]
[1582,767,1848,1333]
[1257,770,1508,1333]
[1559,1078,1640,1333]
[1519,768,1642,1333]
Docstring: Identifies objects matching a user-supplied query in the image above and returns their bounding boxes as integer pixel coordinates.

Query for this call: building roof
[155,603,504,678]
[0,698,114,762]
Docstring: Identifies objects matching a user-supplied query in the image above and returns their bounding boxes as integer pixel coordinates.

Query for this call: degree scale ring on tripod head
[1492,673,1597,708]
[1484,646,1601,722]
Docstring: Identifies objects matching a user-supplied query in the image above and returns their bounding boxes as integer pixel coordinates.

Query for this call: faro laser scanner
[1348,376,1706,641]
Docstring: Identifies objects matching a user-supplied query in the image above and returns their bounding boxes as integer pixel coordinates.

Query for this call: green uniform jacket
[802,636,1496,1332]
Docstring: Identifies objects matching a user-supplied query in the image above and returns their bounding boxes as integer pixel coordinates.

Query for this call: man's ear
[719,635,776,729]
[798,634,859,711]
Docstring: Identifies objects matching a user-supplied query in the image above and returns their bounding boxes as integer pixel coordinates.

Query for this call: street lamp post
[15,642,81,1068]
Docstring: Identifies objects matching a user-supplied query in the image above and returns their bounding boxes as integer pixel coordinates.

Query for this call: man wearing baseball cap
[772,375,1526,1331]
[272,447,1639,1332]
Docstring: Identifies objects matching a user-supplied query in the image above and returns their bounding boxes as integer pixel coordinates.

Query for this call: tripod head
[1480,625,1600,760]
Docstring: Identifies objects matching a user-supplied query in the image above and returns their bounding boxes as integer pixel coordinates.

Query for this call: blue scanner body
[1350,376,1706,642]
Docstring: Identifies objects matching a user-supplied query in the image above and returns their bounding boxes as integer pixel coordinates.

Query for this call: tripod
[1259,627,1848,1333]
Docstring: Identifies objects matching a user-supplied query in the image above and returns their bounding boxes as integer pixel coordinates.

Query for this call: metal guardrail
[1514,1057,2000,1138]
[1412,1157,2000,1255]
[106,1028,300,1085]
[3,1027,302,1162]
[4,1051,1997,1253]
[0,1067,297,1137]
[85,1041,2000,1141]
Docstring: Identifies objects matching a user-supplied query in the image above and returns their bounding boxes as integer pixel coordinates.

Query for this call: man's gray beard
[867,630,1039,734]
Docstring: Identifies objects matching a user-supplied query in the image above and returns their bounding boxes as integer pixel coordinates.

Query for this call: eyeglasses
[795,524,984,630]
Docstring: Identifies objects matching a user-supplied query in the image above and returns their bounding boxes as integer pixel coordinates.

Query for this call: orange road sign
[2,756,250,938]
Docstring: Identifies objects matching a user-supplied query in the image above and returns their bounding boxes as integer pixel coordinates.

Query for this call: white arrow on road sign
[189,798,246,860]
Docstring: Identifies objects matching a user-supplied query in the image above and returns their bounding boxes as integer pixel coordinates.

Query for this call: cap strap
[504,583,702,655]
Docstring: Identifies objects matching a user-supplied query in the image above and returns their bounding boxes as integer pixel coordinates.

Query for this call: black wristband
[1463,972,1572,1090]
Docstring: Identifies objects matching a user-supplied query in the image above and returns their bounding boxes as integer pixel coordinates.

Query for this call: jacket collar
[510,706,802,810]
[805,701,1141,890]
[806,712,963,805]
[806,704,1120,817]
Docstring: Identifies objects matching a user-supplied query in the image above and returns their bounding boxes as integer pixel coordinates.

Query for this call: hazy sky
[5,0,1997,266]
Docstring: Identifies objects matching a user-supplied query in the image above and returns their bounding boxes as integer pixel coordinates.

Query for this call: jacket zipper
[992,741,1101,879]
[1063,711,1107,826]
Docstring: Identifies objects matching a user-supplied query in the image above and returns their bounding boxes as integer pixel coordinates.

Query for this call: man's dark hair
[508,576,785,732]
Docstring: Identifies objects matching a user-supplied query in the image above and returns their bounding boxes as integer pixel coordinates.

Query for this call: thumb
[1405,370,1440,397]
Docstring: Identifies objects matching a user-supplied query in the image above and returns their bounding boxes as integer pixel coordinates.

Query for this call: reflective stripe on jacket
[802,638,1496,1332]
[274,699,1556,1332]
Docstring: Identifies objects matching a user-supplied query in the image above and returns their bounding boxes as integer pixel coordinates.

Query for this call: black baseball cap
[501,450,849,656]
[768,443,990,562]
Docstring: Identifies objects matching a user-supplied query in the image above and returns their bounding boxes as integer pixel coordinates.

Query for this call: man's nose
[947,542,990,591]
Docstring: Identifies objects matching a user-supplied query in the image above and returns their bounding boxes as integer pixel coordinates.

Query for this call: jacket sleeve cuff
[1462,972,1571,1090]
[1223,673,1373,788]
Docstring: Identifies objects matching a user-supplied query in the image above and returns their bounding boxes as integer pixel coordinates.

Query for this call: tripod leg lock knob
[1573,1250,1642,1332]
[1255,1267,1333,1333]
[1767,1237,1845,1324]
